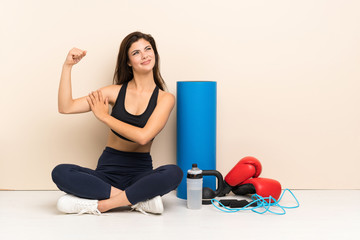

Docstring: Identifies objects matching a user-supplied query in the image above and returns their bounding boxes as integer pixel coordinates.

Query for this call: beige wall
[1,0,359,190]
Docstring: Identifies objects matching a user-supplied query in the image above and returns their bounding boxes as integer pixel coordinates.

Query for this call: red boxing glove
[232,178,282,202]
[224,156,262,186]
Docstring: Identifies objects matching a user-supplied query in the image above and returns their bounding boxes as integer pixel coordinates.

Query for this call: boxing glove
[232,177,282,202]
[220,156,262,196]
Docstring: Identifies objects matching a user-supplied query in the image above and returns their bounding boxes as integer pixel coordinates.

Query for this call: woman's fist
[64,48,87,66]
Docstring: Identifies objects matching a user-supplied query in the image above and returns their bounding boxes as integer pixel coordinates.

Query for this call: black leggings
[51,147,183,204]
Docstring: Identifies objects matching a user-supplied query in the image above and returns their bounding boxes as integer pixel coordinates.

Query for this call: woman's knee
[158,164,184,186]
[51,164,74,185]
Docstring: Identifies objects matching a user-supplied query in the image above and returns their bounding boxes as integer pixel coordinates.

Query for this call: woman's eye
[146,47,152,51]
[132,51,139,56]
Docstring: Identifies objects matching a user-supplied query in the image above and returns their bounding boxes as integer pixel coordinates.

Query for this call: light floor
[0,190,359,240]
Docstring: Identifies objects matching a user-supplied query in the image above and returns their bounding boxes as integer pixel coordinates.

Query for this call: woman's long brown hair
[113,32,166,91]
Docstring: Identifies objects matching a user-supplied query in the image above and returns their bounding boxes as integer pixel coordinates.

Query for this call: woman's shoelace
[77,208,101,215]
[75,200,101,215]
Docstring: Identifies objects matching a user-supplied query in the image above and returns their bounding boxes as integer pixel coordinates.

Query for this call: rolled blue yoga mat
[176,81,217,199]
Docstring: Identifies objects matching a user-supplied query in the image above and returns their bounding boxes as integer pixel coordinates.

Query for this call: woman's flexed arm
[58,48,90,114]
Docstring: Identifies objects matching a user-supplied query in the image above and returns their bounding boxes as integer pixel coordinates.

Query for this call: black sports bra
[110,81,159,142]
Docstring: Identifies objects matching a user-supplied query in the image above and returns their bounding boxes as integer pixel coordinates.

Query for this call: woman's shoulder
[102,83,122,89]
[158,90,175,106]
[158,89,174,99]
[99,84,123,105]
[100,84,122,95]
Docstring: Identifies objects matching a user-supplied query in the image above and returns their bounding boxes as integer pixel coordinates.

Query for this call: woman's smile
[141,59,151,65]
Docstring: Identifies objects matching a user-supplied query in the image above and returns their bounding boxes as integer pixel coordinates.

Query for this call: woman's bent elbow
[137,135,152,146]
[58,107,67,114]
[58,106,71,114]
[137,138,149,146]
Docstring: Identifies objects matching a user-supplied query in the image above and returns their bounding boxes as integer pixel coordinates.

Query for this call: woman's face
[127,38,155,74]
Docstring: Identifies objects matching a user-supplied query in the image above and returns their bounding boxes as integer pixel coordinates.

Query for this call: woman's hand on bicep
[86,90,110,122]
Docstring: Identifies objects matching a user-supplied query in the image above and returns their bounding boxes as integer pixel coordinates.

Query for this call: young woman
[52,32,183,215]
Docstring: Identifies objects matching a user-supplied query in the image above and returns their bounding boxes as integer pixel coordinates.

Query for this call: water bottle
[187,163,203,209]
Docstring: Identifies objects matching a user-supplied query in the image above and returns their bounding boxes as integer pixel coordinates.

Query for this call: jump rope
[210,188,300,215]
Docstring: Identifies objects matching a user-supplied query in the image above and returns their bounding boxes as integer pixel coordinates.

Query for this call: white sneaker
[57,194,101,215]
[131,196,164,215]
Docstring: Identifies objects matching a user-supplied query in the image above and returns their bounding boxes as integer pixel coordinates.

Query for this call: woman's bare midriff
[105,130,152,153]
